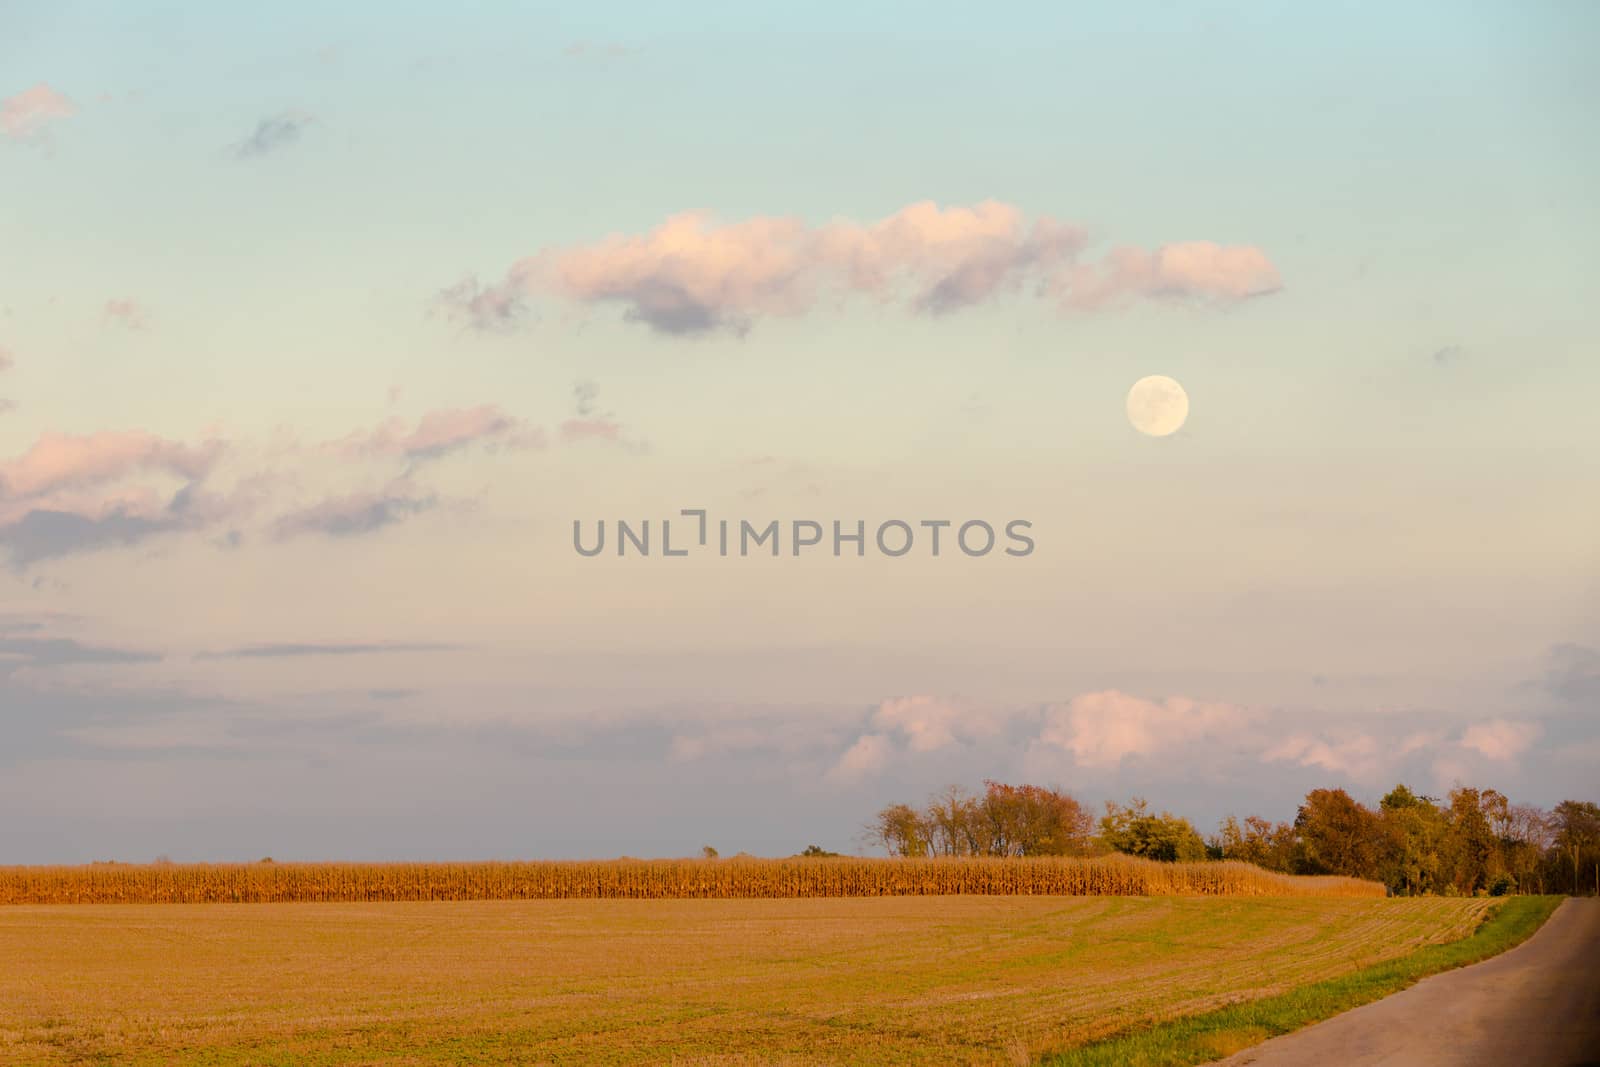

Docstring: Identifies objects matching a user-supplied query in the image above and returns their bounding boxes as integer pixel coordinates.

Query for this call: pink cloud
[102,299,150,330]
[1262,733,1382,780]
[459,201,1279,335]
[1,83,74,139]
[1036,690,1251,768]
[0,430,220,500]
[0,430,229,565]
[828,732,893,781]
[1459,719,1541,762]
[1057,241,1283,309]
[557,418,624,445]
[330,405,544,462]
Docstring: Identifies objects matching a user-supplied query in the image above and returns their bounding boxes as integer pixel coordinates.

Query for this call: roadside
[1214,897,1600,1066]
[1041,895,1567,1067]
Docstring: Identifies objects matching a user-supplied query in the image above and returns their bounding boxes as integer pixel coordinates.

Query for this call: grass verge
[1040,894,1563,1067]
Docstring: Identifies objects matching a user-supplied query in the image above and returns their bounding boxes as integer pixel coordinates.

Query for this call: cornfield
[0,856,1384,904]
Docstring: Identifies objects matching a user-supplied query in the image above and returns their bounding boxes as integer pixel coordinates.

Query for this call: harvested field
[0,895,1489,1065]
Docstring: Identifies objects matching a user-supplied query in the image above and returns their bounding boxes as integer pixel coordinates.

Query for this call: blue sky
[1,2,1595,863]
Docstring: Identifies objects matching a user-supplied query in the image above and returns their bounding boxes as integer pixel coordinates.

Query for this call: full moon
[1126,375,1190,437]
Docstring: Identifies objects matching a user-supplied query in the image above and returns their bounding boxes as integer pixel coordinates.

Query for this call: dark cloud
[1432,345,1466,366]
[270,485,437,540]
[0,633,161,669]
[620,281,745,336]
[232,112,312,159]
[1541,643,1600,705]
[201,642,459,660]
[572,379,599,417]
[0,508,183,568]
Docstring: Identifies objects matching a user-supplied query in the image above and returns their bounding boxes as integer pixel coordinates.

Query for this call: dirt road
[1216,898,1600,1066]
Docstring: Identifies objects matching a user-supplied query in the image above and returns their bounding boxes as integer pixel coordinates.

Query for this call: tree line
[868,780,1600,896]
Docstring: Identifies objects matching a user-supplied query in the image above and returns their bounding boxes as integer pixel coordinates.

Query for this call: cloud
[572,379,599,417]
[828,732,893,781]
[1539,643,1600,705]
[102,299,149,330]
[1262,733,1382,780]
[0,632,160,670]
[0,430,218,498]
[200,642,458,660]
[453,201,1281,336]
[0,430,229,566]
[1053,242,1283,309]
[1432,345,1466,366]
[232,112,313,159]
[1,83,74,140]
[1459,719,1540,762]
[270,481,438,540]
[0,507,189,567]
[1034,690,1252,768]
[0,347,13,372]
[870,694,990,753]
[433,275,529,331]
[558,418,625,445]
[328,405,544,464]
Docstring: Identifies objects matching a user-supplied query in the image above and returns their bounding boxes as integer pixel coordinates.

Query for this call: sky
[1,2,1596,864]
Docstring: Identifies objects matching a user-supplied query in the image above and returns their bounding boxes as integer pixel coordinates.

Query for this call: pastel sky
[2,2,1596,863]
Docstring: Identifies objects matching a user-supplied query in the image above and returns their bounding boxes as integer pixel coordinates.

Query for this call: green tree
[1377,785,1446,895]
[1101,798,1208,862]
[1214,814,1299,871]
[1551,800,1600,895]
[868,803,931,857]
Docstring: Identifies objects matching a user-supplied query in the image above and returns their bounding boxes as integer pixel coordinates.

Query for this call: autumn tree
[1441,787,1502,895]
[980,781,1096,857]
[1100,798,1208,862]
[1295,788,1382,880]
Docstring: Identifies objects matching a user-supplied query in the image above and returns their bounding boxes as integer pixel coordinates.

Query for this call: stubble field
[0,895,1492,1066]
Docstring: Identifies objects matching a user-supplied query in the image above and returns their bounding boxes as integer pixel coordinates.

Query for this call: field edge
[1037,894,1564,1067]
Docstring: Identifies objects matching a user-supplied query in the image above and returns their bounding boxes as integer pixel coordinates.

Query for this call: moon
[1126,375,1190,437]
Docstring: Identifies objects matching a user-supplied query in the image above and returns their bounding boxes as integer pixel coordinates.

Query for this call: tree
[1214,814,1298,872]
[868,803,931,857]
[1552,800,1600,895]
[1502,804,1552,894]
[980,781,1096,857]
[1441,787,1500,895]
[1295,789,1381,879]
[1101,798,1208,862]
[926,785,985,857]
[1378,785,1447,895]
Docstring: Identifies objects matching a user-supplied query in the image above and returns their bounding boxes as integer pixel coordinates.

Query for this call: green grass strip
[1041,895,1563,1067]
